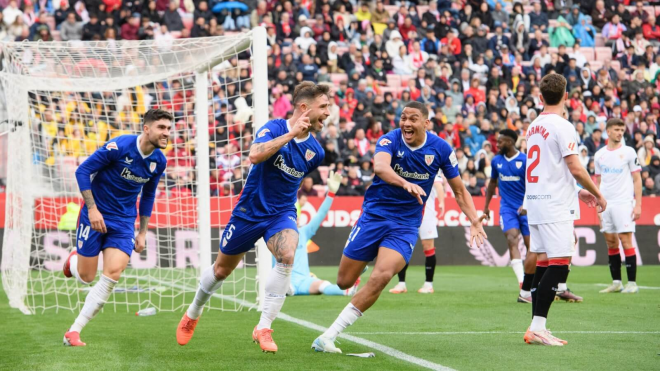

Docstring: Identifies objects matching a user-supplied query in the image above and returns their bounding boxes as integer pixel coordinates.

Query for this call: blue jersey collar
[504,150,520,162]
[286,120,311,143]
[136,135,154,159]
[401,131,427,151]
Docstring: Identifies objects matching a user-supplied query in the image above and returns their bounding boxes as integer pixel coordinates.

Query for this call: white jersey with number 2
[524,113,580,225]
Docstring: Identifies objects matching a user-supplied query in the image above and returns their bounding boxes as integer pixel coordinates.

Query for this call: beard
[150,136,167,149]
[498,146,509,155]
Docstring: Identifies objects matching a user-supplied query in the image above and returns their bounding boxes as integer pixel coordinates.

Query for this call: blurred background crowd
[1,0,660,199]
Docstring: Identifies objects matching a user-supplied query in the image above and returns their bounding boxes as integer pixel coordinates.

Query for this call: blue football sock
[322,284,346,296]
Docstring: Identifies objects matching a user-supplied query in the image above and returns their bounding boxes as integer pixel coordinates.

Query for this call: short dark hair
[404,101,429,119]
[606,118,625,129]
[292,82,330,106]
[539,74,566,106]
[144,108,173,125]
[499,129,518,143]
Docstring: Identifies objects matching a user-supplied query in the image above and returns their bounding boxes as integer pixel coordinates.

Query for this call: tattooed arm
[248,132,296,164]
[81,189,107,233]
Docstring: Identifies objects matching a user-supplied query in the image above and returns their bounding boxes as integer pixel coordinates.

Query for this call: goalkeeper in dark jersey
[61,109,172,347]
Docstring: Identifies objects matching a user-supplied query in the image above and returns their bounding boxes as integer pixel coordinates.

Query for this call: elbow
[248,152,262,165]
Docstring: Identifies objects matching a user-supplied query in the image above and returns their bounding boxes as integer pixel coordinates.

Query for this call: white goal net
[0,29,270,314]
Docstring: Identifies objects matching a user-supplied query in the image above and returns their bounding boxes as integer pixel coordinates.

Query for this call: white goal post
[0,28,272,314]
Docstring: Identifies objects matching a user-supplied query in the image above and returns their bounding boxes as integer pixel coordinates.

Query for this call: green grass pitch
[1,266,658,371]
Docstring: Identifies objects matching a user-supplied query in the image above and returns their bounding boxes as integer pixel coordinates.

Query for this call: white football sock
[257,263,292,330]
[529,316,547,332]
[423,281,433,288]
[511,259,524,284]
[187,266,224,320]
[70,274,117,333]
[70,254,91,285]
[628,281,636,286]
[322,303,362,341]
[520,289,531,297]
[557,283,567,292]
[395,282,406,288]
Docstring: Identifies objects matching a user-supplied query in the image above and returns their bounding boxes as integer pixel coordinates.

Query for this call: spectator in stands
[602,14,626,46]
[584,128,605,155]
[529,2,548,32]
[642,177,657,196]
[298,177,318,197]
[639,136,660,166]
[82,12,103,40]
[591,0,612,31]
[60,11,82,41]
[337,166,365,196]
[573,14,595,47]
[163,0,183,32]
[121,13,140,41]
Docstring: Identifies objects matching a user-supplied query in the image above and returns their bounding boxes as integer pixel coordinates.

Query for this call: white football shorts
[529,220,575,258]
[600,201,635,234]
[419,201,439,240]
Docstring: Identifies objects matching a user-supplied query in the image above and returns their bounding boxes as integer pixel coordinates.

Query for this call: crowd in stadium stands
[1,0,660,199]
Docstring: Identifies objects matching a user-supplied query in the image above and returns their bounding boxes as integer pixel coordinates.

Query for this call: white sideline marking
[146,277,454,371]
[593,283,660,290]
[348,331,660,335]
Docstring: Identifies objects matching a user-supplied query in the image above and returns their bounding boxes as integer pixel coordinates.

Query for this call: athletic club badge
[379,138,391,146]
[106,142,118,151]
[425,155,434,165]
[305,149,316,161]
[258,128,270,138]
[515,161,523,169]
[150,162,157,172]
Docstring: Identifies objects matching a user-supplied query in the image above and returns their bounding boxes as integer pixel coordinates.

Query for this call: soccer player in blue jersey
[311,102,487,353]
[176,82,329,353]
[484,129,534,303]
[285,172,362,297]
[61,109,172,346]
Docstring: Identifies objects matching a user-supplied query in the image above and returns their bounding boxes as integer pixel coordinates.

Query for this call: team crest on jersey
[379,138,391,146]
[568,142,576,151]
[150,162,157,172]
[425,155,434,165]
[305,149,316,161]
[619,154,624,160]
[106,142,118,151]
[258,128,270,138]
[78,240,83,248]
[515,161,523,169]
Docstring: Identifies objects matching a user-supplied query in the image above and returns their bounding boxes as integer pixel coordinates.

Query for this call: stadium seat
[51,30,61,41]
[595,47,611,61]
[331,73,348,85]
[385,5,398,16]
[183,17,193,31]
[386,74,401,87]
[400,74,413,87]
[580,48,595,61]
[611,60,621,72]
[318,166,329,184]
[590,60,603,71]
[313,184,327,195]
[595,35,605,47]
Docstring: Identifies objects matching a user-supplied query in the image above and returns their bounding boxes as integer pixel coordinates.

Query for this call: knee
[213,264,231,281]
[102,267,123,281]
[79,271,97,284]
[275,248,295,265]
[336,277,354,290]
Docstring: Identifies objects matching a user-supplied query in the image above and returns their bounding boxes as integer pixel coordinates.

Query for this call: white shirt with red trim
[524,113,580,225]
[594,144,641,205]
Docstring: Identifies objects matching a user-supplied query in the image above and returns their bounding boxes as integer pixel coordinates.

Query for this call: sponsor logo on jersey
[305,149,316,161]
[425,155,434,166]
[499,174,521,181]
[601,166,624,174]
[449,151,458,167]
[150,162,157,172]
[497,163,503,168]
[273,154,304,178]
[120,168,151,183]
[258,128,270,138]
[393,164,430,180]
[288,216,297,223]
[379,138,391,146]
[397,151,404,158]
[515,161,523,169]
[106,142,118,151]
[124,157,133,165]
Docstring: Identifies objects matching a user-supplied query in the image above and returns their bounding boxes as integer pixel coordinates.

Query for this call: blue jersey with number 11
[363,129,460,227]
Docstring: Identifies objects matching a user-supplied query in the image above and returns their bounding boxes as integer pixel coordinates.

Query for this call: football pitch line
[347,331,660,335]
[143,276,455,371]
[593,283,660,290]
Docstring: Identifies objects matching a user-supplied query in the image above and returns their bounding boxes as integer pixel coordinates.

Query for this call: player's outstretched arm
[483,178,498,220]
[564,154,607,213]
[373,152,426,204]
[135,168,164,253]
[249,110,311,164]
[446,176,487,246]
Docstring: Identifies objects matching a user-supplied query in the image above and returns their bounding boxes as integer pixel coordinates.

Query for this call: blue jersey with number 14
[364,129,460,227]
